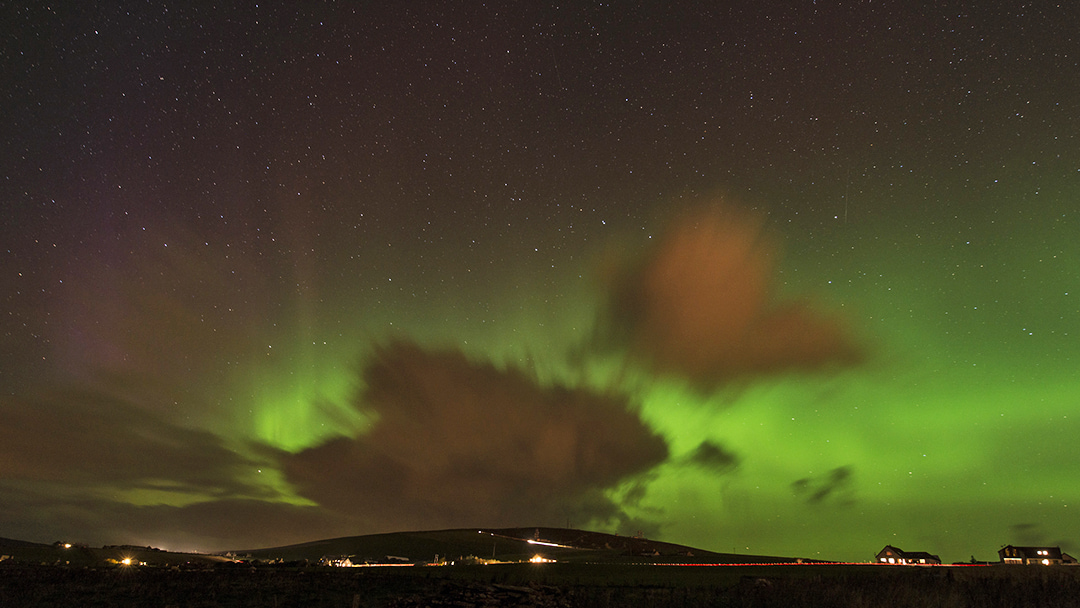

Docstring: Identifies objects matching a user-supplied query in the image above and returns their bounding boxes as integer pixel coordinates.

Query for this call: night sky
[2,2,1078,562]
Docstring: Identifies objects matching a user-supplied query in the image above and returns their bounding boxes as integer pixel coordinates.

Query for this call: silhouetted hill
[238,527,806,564]
[0,537,51,550]
[0,537,232,567]
[0,527,810,567]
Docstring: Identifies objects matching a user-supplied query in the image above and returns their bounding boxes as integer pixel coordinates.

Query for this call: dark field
[4,563,1080,607]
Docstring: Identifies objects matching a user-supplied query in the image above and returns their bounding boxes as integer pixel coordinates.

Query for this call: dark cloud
[684,441,739,473]
[598,203,863,389]
[0,391,262,497]
[0,390,333,549]
[282,341,668,532]
[1010,523,1073,551]
[792,466,855,506]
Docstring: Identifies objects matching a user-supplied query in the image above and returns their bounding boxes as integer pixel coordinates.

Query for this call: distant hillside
[0,537,232,567]
[0,528,810,567]
[239,527,806,564]
[0,537,51,550]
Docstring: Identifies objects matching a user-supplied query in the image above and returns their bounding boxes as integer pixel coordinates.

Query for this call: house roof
[902,551,940,560]
[876,545,941,562]
[998,545,1063,560]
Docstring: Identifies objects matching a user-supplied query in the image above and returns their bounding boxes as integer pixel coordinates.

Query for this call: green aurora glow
[2,2,1078,562]
[193,186,1080,562]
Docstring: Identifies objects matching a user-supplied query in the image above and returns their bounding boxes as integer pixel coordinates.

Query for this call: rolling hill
[237,527,806,564]
[0,527,810,566]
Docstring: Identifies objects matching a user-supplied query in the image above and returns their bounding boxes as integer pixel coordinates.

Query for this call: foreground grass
[3,562,1080,607]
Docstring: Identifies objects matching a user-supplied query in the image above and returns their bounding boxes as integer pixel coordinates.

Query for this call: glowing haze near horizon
[1,2,1078,562]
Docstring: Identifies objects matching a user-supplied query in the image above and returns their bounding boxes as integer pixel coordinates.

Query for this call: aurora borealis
[2,2,1078,562]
